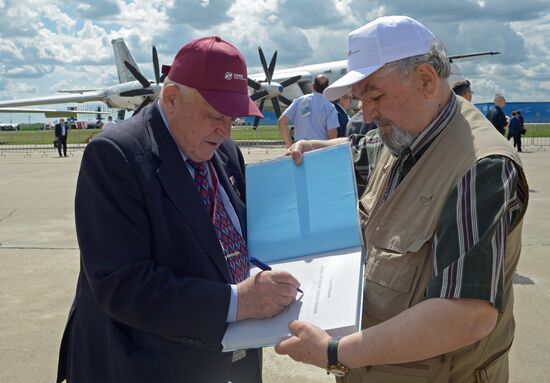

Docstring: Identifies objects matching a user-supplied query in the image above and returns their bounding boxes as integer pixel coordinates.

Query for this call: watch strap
[327,338,340,366]
[326,338,350,377]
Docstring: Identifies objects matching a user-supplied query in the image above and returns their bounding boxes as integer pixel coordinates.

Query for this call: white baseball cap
[324,15,435,101]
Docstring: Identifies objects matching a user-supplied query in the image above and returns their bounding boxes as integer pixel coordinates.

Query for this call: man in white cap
[276,15,528,382]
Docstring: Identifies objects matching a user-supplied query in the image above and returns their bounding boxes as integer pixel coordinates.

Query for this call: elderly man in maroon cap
[56,36,301,383]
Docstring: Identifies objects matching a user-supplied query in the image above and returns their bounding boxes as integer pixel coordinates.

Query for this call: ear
[161,84,181,112]
[414,63,438,98]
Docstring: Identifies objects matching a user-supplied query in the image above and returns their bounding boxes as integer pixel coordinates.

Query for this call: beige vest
[343,99,528,383]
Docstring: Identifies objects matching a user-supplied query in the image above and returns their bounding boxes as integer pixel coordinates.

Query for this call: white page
[222,247,364,351]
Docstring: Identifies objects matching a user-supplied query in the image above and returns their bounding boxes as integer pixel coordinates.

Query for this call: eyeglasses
[342,95,352,100]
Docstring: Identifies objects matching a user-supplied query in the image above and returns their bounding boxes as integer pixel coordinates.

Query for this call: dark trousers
[57,136,68,157]
[508,133,522,152]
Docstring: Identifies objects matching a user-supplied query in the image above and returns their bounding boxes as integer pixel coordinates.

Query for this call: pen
[249,256,303,294]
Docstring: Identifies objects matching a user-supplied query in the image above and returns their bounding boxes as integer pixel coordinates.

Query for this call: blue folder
[246,144,362,263]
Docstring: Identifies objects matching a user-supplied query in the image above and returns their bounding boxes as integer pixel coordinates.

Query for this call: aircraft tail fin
[111,38,142,84]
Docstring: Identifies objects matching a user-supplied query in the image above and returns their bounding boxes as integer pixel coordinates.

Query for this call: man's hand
[286,140,314,165]
[275,320,331,369]
[286,138,348,165]
[236,270,301,320]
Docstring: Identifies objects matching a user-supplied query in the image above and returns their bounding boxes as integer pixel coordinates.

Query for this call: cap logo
[224,71,246,81]
[348,49,360,57]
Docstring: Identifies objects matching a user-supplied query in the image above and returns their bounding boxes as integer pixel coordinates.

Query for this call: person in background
[276,15,528,383]
[332,92,352,137]
[56,36,301,383]
[452,79,473,102]
[346,101,377,137]
[102,116,117,130]
[54,118,69,157]
[278,74,339,148]
[487,93,508,135]
[517,110,526,135]
[507,111,523,152]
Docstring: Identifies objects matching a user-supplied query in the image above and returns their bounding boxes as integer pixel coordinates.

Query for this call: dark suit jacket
[486,105,507,134]
[57,102,261,383]
[332,102,350,138]
[55,123,69,137]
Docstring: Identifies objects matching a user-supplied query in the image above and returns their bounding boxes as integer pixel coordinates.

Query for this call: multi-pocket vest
[343,98,528,383]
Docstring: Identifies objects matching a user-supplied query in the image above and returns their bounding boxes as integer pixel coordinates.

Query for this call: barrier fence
[1,130,548,157]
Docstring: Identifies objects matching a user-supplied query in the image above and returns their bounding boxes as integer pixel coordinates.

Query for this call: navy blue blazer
[57,102,261,383]
[55,123,68,137]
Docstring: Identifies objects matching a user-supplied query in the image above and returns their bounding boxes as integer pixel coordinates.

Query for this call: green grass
[519,124,550,138]
[0,129,100,145]
[1,124,548,145]
[231,125,283,141]
[0,126,284,145]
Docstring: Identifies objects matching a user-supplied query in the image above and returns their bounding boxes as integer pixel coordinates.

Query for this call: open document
[222,144,365,352]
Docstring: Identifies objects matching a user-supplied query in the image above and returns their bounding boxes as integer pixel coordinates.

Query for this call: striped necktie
[187,159,249,283]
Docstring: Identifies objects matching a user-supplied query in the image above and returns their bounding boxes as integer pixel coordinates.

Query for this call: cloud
[5,81,39,97]
[2,65,55,79]
[278,0,346,29]
[168,0,234,28]
[75,0,122,19]
[0,0,548,107]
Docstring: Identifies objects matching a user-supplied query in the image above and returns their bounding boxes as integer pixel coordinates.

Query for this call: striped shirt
[350,94,526,311]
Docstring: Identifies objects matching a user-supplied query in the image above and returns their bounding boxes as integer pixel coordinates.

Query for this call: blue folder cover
[246,143,362,263]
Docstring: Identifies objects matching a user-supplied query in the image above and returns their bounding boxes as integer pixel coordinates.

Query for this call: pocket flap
[365,254,416,293]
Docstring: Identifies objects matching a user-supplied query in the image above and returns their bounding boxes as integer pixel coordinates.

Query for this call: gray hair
[382,38,451,80]
[494,93,505,102]
[161,78,195,98]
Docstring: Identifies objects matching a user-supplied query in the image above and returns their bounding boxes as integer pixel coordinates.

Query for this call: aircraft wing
[249,70,312,85]
[0,107,110,118]
[0,91,107,108]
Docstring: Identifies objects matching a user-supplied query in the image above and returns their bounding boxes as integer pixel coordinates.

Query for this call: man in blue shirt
[278,75,340,148]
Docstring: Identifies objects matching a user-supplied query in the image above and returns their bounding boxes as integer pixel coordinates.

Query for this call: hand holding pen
[235,256,303,320]
[249,256,304,294]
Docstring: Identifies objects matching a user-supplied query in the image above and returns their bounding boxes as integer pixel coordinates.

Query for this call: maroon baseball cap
[161,36,263,118]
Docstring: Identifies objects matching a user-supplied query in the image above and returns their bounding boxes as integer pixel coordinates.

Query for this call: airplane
[0,38,499,128]
[246,48,500,126]
[0,38,162,115]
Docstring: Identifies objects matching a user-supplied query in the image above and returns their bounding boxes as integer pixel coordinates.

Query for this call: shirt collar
[408,93,458,158]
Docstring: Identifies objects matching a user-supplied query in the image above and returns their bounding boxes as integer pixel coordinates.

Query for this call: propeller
[134,96,153,115]
[248,47,302,129]
[122,44,166,111]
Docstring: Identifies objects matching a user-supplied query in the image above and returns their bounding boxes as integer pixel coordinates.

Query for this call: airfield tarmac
[0,145,549,383]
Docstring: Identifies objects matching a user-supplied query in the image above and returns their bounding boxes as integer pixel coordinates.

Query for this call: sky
[0,0,549,123]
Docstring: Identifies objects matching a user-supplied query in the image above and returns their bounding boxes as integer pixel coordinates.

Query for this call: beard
[376,120,419,157]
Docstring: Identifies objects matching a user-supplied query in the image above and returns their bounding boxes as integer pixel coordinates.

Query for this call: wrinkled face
[163,84,233,162]
[352,67,425,156]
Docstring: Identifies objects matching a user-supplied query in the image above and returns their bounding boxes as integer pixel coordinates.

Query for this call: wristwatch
[326,338,350,377]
